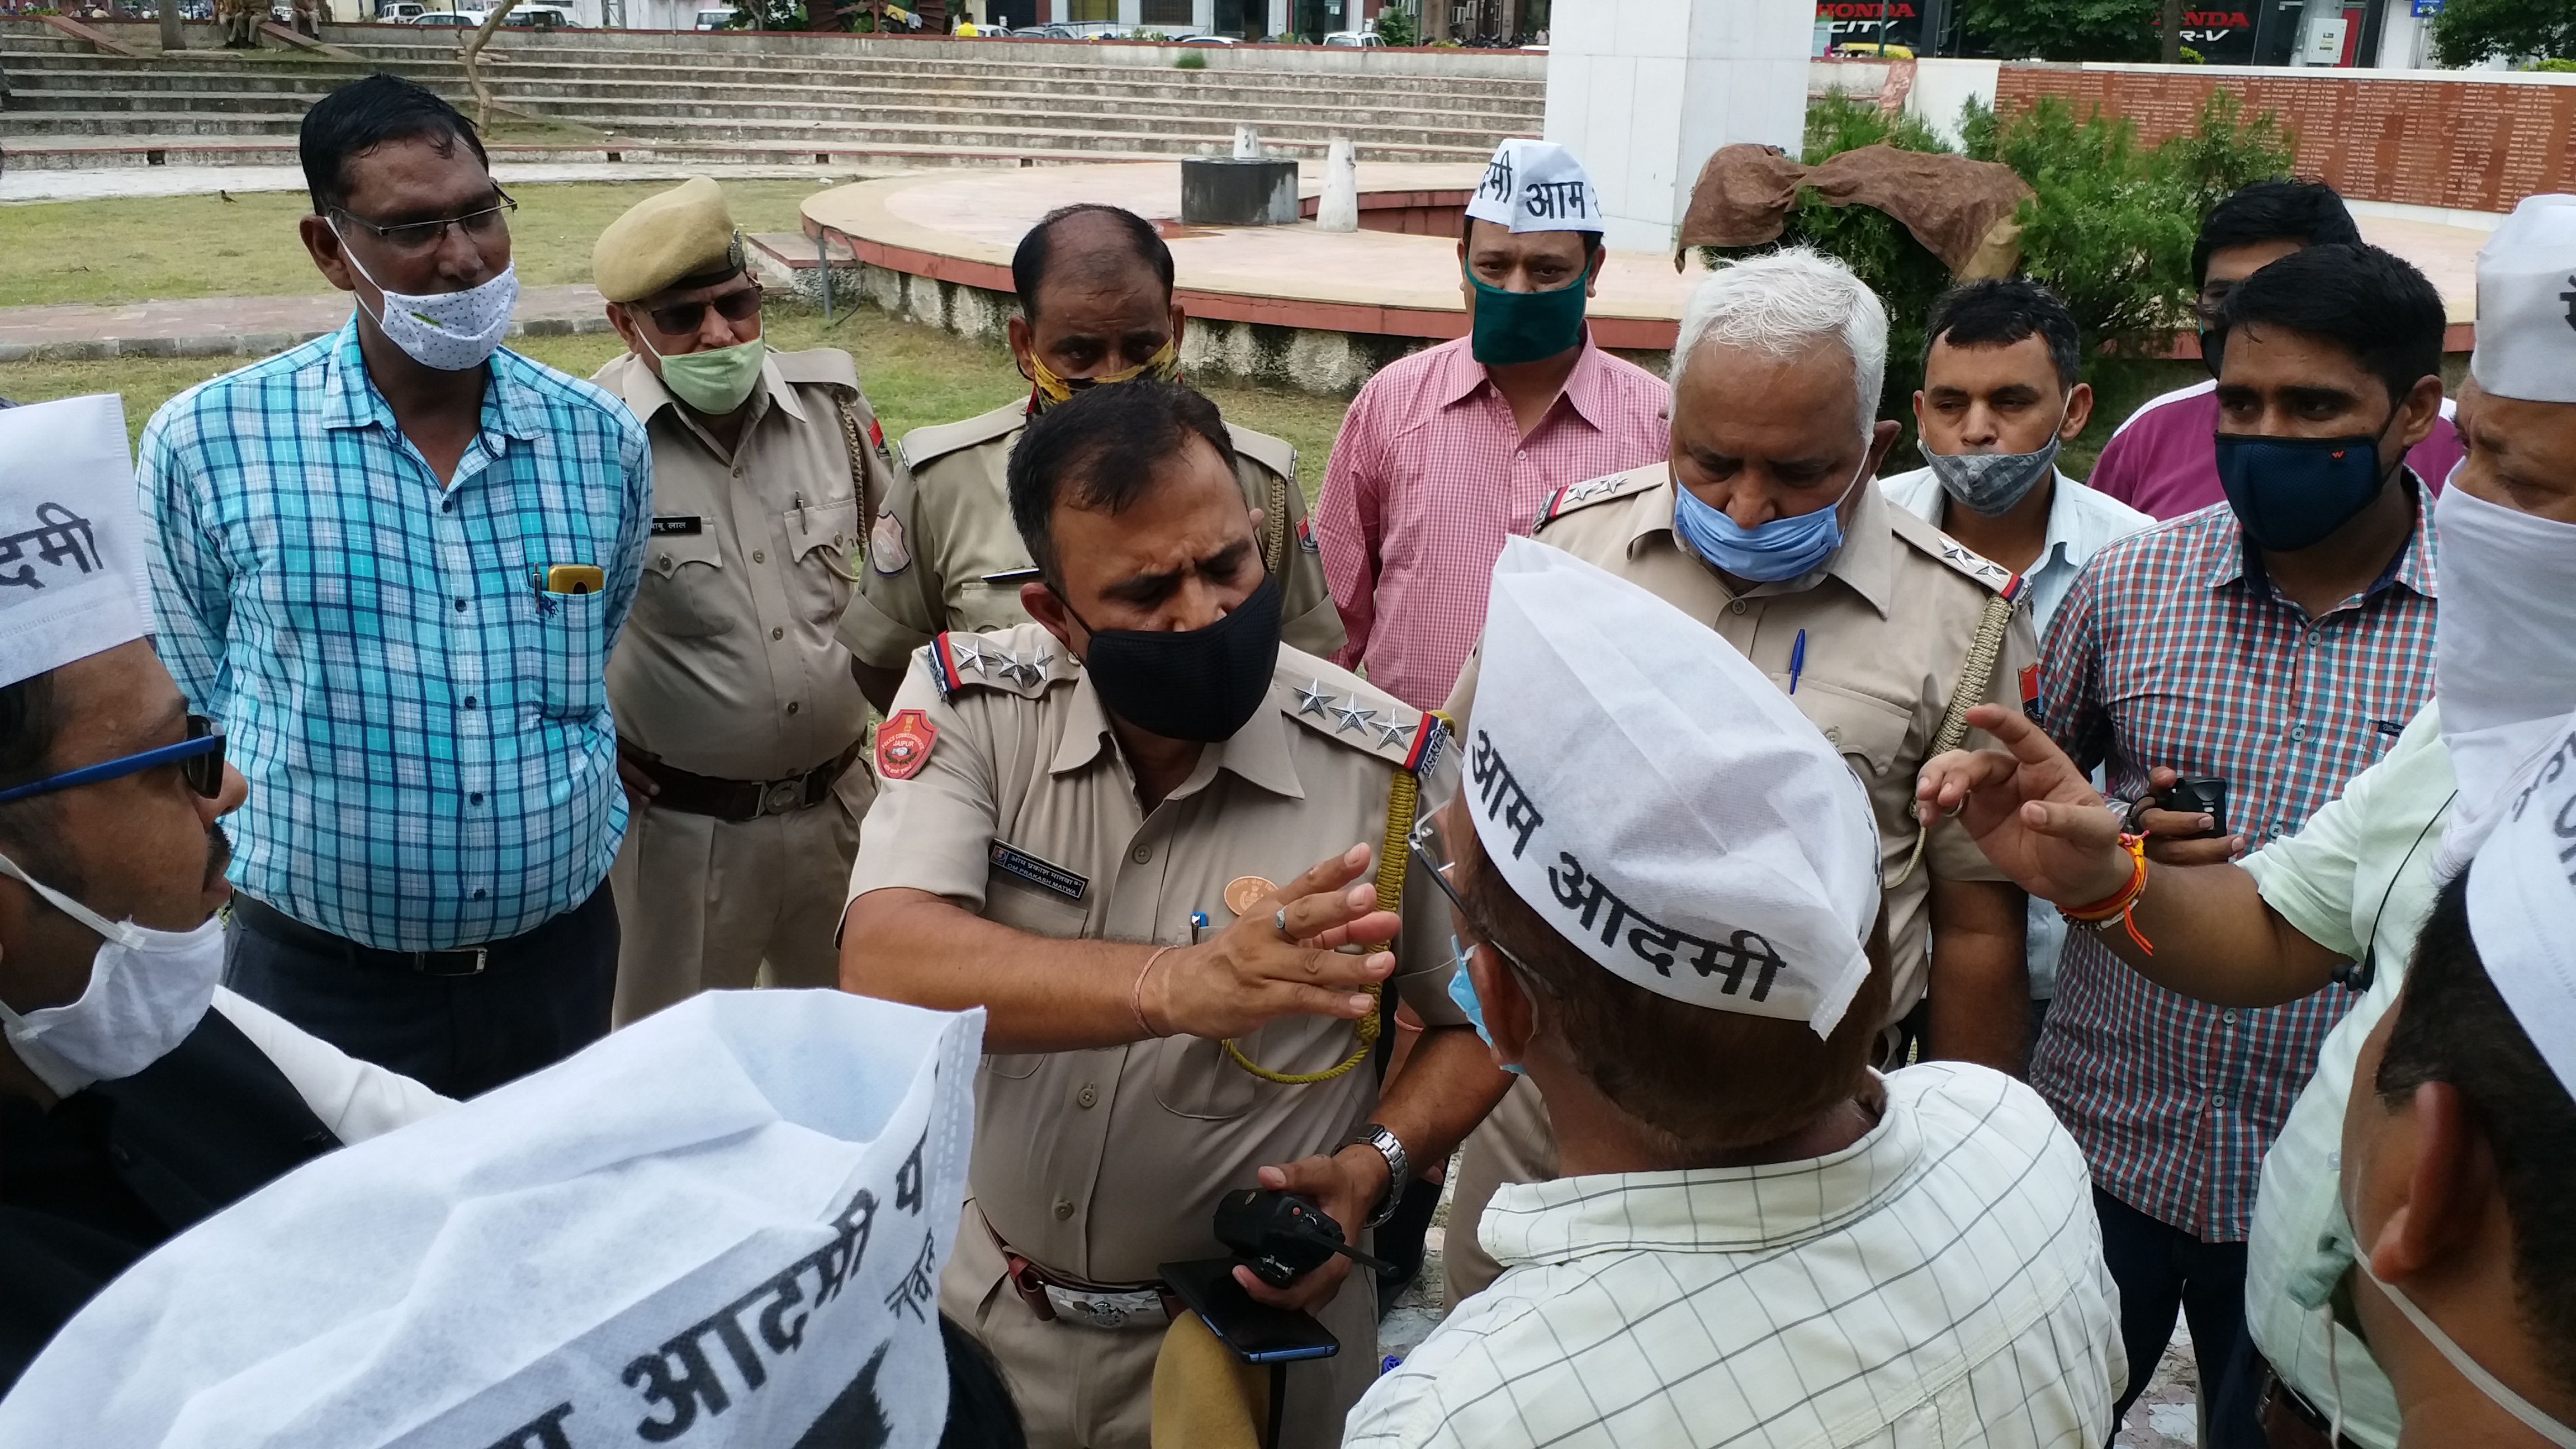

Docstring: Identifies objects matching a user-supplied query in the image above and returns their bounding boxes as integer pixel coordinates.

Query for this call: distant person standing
[139,75,650,1099]
[1313,139,1669,713]
[588,177,896,1026]
[2088,180,2462,520]
[1878,279,2151,1035]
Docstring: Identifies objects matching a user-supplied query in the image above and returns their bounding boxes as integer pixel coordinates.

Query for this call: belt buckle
[414,946,488,978]
[1040,1282,1166,1330]
[759,780,804,817]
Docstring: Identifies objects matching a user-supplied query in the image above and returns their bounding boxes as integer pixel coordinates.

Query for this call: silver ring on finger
[1275,907,1289,936]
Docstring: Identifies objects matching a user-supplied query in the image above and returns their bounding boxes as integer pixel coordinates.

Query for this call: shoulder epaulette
[923,625,1075,703]
[897,401,1026,475]
[1275,663,1448,775]
[1537,465,1663,527]
[1893,512,2027,602]
[1226,423,1298,485]
[767,344,860,393]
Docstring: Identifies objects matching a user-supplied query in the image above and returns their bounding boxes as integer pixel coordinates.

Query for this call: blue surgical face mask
[1671,455,1869,583]
[1445,936,1524,1076]
[2214,409,2400,553]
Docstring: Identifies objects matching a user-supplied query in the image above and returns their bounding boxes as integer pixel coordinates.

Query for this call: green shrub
[1175,46,1205,64]
[1704,90,2291,466]
[2534,55,2576,70]
[1372,3,1415,45]
[2178,44,2204,61]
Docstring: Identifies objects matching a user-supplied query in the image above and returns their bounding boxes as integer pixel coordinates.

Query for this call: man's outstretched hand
[1915,705,2133,908]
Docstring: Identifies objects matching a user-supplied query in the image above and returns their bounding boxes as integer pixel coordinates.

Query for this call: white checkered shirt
[1343,1064,2123,1449]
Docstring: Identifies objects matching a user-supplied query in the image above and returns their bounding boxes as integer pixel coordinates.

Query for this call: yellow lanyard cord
[1220,744,1429,1085]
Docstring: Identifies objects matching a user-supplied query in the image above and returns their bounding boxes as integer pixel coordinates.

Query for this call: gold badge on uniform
[1223,876,1276,917]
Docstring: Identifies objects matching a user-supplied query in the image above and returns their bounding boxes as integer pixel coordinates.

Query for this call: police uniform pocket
[1151,1034,1261,1122]
[1792,680,1914,782]
[789,498,860,626]
[633,529,733,640]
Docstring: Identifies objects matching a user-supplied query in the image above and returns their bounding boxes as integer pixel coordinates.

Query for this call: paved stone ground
[0,281,609,362]
[1377,1164,2201,1447]
[0,160,884,204]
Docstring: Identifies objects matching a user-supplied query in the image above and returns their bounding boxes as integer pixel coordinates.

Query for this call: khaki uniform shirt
[840,400,1346,666]
[1453,465,2034,1019]
[847,623,1466,1285]
[594,347,897,785]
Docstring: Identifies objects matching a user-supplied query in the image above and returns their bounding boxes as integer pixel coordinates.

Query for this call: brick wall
[1994,65,2576,212]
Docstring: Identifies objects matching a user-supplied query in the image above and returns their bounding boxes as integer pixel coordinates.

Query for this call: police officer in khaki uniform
[590,177,898,1026]
[841,380,1510,1449]
[839,203,1343,710]
[1439,247,2040,1305]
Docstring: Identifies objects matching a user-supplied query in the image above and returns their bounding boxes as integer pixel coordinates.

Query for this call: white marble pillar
[1541,0,1812,253]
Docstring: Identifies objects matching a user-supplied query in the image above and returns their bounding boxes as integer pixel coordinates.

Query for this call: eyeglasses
[333,188,518,257]
[1407,808,1553,994]
[641,285,764,337]
[0,715,227,806]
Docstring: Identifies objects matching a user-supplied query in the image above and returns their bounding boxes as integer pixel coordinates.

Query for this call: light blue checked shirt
[139,319,651,951]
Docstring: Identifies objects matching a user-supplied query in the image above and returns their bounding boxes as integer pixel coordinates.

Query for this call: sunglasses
[0,714,228,806]
[642,285,764,337]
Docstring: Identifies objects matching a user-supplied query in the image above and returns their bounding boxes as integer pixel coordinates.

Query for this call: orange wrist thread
[2062,832,2153,956]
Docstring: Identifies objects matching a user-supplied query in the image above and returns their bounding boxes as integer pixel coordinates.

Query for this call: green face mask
[654,335,767,415]
[1466,257,1590,366]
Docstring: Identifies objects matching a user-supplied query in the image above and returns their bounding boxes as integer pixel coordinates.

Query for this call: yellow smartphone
[536,564,605,595]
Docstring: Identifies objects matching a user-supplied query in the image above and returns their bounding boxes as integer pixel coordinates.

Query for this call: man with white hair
[1438,247,2039,1305]
[1343,536,2120,1448]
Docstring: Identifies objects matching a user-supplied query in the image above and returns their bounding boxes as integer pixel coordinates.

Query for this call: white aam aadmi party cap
[0,394,150,689]
[1465,139,1603,235]
[2471,192,2576,405]
[1461,536,1880,1036]
[2466,707,2576,1101]
[0,991,983,1449]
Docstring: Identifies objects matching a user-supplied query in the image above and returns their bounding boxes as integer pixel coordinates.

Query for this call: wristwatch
[1348,1123,1411,1229]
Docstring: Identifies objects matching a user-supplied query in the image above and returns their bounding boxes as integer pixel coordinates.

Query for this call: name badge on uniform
[651,515,704,537]
[989,840,1088,902]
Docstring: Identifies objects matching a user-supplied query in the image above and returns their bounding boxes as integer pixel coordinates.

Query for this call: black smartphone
[2163,775,2229,839]
[1159,1257,1341,1365]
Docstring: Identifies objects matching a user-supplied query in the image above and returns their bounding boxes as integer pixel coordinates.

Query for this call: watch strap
[1351,1123,1409,1229]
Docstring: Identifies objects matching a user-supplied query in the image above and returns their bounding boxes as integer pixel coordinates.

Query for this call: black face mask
[1068,574,1282,742]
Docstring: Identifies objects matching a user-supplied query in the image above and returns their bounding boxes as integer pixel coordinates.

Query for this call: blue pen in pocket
[1788,628,1807,695]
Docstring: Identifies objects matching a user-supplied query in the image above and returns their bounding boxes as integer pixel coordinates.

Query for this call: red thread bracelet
[2061,832,2154,955]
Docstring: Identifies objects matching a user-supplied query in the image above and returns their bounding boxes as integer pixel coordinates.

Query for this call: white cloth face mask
[0,850,225,1098]
[330,220,519,373]
[2432,472,2576,870]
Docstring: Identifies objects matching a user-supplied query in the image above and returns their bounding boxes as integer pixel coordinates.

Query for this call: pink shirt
[2086,379,2460,521]
[1316,335,1670,711]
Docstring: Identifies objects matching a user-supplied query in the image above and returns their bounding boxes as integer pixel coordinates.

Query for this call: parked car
[501,4,579,24]
[693,5,731,23]
[1178,31,1236,41]
[376,1,424,16]
[1321,28,1379,44]
[408,10,478,23]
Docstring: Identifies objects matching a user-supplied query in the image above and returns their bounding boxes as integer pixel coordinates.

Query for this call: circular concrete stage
[798,161,1708,392]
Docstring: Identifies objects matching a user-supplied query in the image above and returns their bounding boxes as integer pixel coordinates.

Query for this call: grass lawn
[0,179,858,309]
[0,304,1358,492]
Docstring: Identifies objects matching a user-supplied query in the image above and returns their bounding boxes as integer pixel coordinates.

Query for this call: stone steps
[0,18,1537,169]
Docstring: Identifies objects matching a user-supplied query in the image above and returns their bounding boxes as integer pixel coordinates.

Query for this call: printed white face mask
[330,219,520,373]
[0,850,225,1098]
[2432,472,2576,871]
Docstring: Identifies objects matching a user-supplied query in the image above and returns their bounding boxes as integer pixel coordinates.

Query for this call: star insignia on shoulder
[1332,702,1377,733]
[950,638,987,675]
[1939,541,1977,567]
[1296,681,1338,717]
[1375,717,1418,749]
[1001,650,1049,686]
[1566,474,1618,503]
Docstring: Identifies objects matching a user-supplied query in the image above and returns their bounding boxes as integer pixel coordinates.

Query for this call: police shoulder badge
[876,709,938,780]
[869,508,911,576]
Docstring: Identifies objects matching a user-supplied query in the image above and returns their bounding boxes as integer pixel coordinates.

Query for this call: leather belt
[618,737,864,823]
[986,1219,1180,1330]
[2259,1361,2362,1449]
[231,894,530,978]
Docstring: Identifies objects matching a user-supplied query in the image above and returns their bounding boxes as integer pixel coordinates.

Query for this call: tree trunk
[2161,0,2185,62]
[460,0,522,134]
[159,0,184,51]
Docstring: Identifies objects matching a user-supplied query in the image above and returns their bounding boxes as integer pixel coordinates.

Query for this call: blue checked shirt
[2029,486,2437,1242]
[139,320,651,951]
